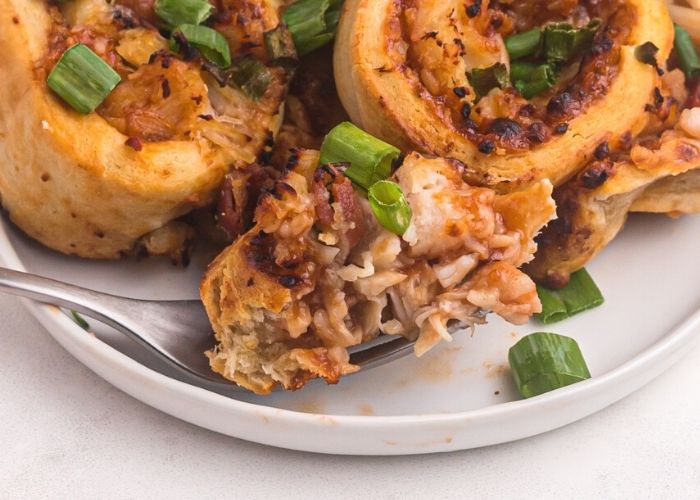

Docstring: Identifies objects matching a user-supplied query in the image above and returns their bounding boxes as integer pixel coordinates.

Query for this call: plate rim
[2,217,699,454]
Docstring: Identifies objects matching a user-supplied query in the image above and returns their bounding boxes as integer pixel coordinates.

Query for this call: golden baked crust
[0,0,283,258]
[526,128,700,287]
[334,0,674,191]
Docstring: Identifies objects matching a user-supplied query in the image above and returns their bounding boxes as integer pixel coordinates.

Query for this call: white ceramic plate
[1,212,699,455]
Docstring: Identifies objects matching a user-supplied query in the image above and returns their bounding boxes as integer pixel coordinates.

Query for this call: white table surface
[1,294,699,500]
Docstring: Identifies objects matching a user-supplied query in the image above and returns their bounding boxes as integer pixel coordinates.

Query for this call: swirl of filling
[334,0,674,190]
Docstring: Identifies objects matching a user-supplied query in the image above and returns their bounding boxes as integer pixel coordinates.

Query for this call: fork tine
[349,336,415,370]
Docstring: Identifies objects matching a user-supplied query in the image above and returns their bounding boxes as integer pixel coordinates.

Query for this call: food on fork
[201,138,555,394]
[334,0,674,191]
[0,0,289,259]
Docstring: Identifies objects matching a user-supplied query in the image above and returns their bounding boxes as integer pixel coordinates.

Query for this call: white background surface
[1,294,699,499]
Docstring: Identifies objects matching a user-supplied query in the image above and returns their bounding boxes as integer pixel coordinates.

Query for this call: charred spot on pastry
[460,103,472,118]
[463,118,477,131]
[526,122,547,144]
[161,78,171,98]
[94,230,105,239]
[40,172,50,182]
[421,31,438,40]
[489,118,522,140]
[594,141,610,160]
[553,123,569,135]
[247,278,255,287]
[581,161,612,189]
[547,92,577,117]
[198,114,213,121]
[478,140,495,155]
[466,0,481,18]
[11,15,19,24]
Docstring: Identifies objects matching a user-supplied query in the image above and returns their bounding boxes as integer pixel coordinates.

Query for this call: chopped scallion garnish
[368,181,412,236]
[154,0,213,28]
[70,310,90,331]
[542,21,600,64]
[264,24,299,67]
[509,332,591,398]
[320,122,400,190]
[512,63,556,99]
[172,24,231,67]
[47,44,121,114]
[536,268,604,324]
[283,0,344,56]
[674,24,700,78]
[467,63,510,99]
[505,28,542,60]
[230,57,274,99]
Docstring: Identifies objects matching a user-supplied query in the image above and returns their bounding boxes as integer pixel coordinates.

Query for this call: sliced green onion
[154,0,213,27]
[283,0,344,56]
[70,310,90,331]
[172,24,231,67]
[264,24,299,67]
[47,44,121,114]
[509,332,591,399]
[543,21,600,64]
[536,268,604,324]
[230,57,274,99]
[368,181,412,236]
[467,63,510,98]
[674,24,700,78]
[320,122,400,190]
[510,61,539,82]
[513,63,556,99]
[505,28,542,60]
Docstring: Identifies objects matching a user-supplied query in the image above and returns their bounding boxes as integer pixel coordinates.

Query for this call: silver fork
[0,266,415,392]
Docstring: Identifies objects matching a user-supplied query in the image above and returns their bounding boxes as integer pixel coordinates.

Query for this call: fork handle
[0,266,130,327]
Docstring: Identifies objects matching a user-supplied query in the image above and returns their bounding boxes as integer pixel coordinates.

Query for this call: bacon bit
[217,165,280,241]
[313,166,366,247]
[125,137,143,151]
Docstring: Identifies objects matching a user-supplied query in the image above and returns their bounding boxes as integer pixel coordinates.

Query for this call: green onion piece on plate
[536,268,604,324]
[172,24,231,67]
[368,180,412,236]
[320,122,400,190]
[674,24,700,78]
[467,63,510,98]
[283,0,344,56]
[47,44,121,114]
[154,0,214,27]
[509,332,591,398]
[505,28,542,60]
